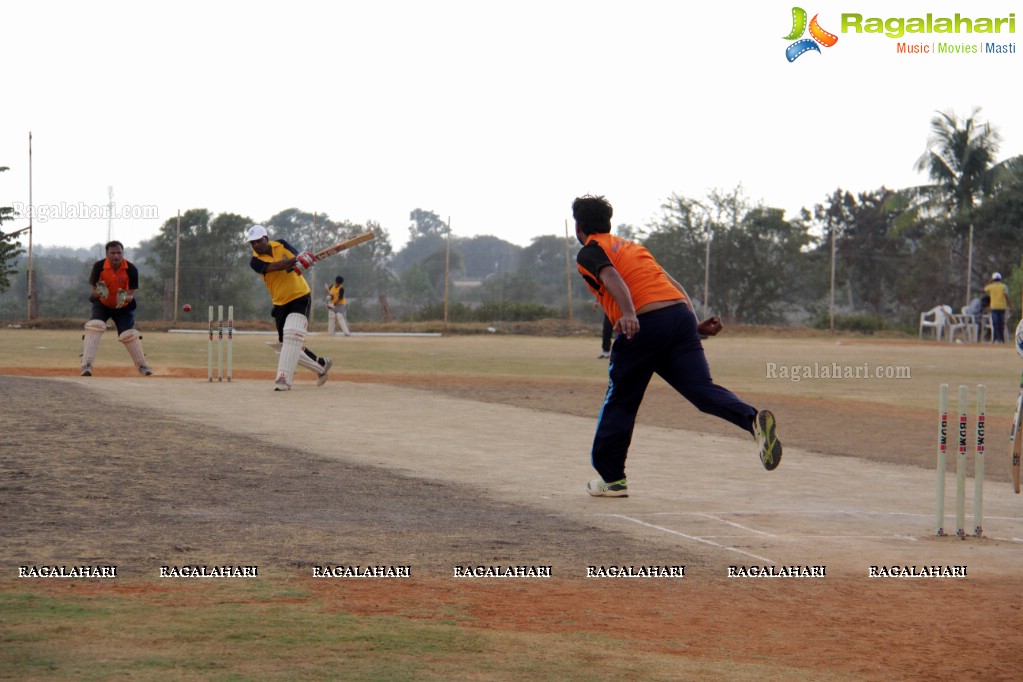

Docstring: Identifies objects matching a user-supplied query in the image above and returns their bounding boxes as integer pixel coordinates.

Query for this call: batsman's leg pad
[327,312,335,336]
[117,328,147,368]
[277,313,307,385]
[297,349,325,375]
[338,311,351,336]
[81,319,106,368]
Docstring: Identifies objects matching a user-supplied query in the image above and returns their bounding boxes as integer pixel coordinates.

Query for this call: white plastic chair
[919,305,951,340]
[948,307,978,343]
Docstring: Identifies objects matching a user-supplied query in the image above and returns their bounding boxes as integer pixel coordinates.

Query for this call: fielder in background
[324,275,351,337]
[246,224,331,391]
[983,272,1012,343]
[80,240,153,377]
[572,195,782,498]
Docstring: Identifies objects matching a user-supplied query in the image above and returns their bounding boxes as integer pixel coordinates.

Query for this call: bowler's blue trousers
[591,303,758,483]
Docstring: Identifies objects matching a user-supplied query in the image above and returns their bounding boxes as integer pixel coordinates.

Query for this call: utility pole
[107,186,114,243]
[27,131,36,320]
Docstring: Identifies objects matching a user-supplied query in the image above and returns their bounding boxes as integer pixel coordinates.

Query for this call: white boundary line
[607,514,776,564]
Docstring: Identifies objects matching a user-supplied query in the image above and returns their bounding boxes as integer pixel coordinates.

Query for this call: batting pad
[336,311,351,336]
[117,328,147,368]
[81,319,106,366]
[297,350,324,375]
[277,313,307,386]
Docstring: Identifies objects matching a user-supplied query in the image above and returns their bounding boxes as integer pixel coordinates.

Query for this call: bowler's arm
[598,267,639,339]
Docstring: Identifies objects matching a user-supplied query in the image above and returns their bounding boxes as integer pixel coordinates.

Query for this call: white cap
[992,272,1003,280]
[245,224,268,242]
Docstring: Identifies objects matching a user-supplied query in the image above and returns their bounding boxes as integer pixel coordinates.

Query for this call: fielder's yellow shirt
[328,283,346,305]
[249,239,311,306]
[984,281,1009,310]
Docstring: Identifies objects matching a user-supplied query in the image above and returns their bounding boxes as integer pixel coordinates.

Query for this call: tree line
[2,109,1021,329]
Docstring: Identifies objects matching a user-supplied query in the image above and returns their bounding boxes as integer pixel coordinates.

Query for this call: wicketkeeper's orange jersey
[576,233,685,325]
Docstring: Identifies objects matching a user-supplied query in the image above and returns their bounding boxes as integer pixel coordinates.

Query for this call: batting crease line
[633,510,1023,521]
[695,534,919,542]
[607,514,775,564]
[694,513,775,537]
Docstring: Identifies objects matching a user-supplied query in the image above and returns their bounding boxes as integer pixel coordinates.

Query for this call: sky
[1,0,1020,254]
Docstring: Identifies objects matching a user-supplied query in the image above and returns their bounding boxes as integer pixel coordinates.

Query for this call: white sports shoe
[274,378,291,392]
[317,358,332,387]
[587,478,629,497]
[753,409,782,470]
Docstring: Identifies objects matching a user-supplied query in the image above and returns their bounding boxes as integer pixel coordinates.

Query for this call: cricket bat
[1012,379,1023,494]
[314,231,376,261]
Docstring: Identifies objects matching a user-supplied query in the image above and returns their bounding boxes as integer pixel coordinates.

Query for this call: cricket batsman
[246,224,331,391]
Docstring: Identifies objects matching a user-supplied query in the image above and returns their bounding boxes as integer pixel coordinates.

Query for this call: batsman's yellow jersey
[250,239,311,306]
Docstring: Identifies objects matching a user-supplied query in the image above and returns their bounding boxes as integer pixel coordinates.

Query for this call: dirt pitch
[2,329,1023,680]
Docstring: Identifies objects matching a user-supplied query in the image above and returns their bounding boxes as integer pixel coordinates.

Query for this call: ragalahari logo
[784,7,838,61]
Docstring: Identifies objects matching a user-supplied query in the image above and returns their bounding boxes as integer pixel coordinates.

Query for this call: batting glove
[295,252,316,273]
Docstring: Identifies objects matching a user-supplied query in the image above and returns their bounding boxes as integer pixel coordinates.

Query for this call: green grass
[3,327,1021,411]
[1,327,1013,680]
[0,579,856,681]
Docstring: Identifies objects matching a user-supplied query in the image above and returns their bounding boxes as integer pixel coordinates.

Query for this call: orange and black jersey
[576,233,685,325]
[89,258,139,309]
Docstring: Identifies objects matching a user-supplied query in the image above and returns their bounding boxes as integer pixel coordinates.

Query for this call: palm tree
[913,108,1005,305]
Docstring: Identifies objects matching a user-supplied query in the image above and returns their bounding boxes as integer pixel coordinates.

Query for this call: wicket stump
[936,383,984,537]
[207,305,233,382]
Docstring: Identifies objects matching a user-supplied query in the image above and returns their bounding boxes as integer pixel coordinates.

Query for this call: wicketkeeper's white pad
[118,328,147,368]
[277,313,307,386]
[81,319,106,367]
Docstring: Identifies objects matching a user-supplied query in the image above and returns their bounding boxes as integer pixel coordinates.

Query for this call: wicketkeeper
[246,224,331,391]
[80,240,153,377]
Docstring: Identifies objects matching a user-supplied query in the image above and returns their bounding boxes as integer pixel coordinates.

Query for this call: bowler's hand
[615,314,639,339]
[698,316,723,337]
